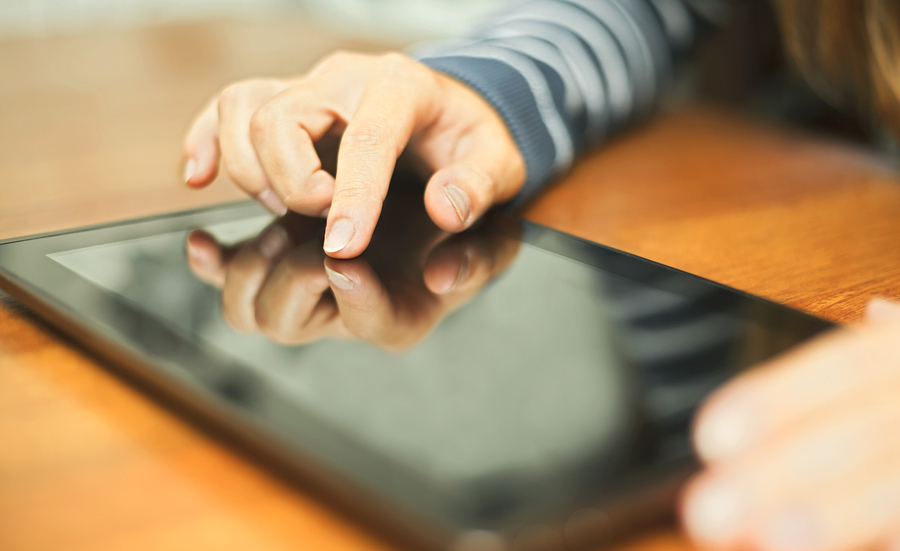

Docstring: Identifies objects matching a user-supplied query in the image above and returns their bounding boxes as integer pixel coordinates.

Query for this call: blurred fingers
[186,229,229,287]
[692,322,900,463]
[865,297,900,326]
[682,395,900,551]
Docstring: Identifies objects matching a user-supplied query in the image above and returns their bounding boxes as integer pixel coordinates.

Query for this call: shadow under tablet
[0,181,832,550]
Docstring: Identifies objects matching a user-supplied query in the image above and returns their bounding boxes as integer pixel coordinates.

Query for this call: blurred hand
[682,299,900,551]
[185,196,519,351]
[182,51,525,259]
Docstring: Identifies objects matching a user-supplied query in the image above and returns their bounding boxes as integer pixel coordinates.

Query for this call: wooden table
[3,17,900,551]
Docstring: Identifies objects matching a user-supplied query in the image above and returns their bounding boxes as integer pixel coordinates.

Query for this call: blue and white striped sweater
[414,0,728,205]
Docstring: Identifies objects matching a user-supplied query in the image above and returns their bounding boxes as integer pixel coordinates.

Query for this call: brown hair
[773,0,900,134]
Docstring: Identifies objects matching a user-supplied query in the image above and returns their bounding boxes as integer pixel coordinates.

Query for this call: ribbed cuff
[417,55,559,207]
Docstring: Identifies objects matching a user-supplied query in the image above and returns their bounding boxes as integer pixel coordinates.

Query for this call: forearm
[414,0,727,205]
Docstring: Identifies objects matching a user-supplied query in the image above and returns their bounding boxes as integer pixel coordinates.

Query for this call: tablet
[0,185,832,551]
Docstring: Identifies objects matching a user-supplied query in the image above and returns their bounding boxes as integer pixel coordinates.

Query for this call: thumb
[423,150,525,233]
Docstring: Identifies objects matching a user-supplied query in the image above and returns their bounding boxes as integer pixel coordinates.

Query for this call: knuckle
[317,50,359,72]
[323,50,350,64]
[248,109,270,142]
[284,189,330,215]
[376,52,415,76]
[222,157,260,189]
[217,81,251,110]
[218,78,280,112]
[332,184,381,206]
[342,123,392,150]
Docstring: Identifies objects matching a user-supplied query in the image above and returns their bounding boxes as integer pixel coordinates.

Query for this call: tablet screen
[51,213,638,485]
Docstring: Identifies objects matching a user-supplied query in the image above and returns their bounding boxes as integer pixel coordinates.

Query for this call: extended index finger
[323,55,436,258]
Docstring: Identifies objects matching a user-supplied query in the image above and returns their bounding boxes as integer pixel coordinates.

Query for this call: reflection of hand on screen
[185,203,519,351]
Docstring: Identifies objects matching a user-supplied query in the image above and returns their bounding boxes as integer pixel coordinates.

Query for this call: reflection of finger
[423,245,469,295]
[217,80,288,215]
[693,323,900,463]
[222,224,289,332]
[250,87,338,217]
[324,259,419,350]
[423,230,520,297]
[183,98,221,188]
[254,242,339,344]
[682,395,900,551]
[186,229,227,288]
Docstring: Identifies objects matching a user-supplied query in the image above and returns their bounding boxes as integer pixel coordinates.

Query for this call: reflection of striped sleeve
[414,0,727,205]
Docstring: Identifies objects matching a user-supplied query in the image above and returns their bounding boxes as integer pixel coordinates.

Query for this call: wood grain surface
[2,16,900,551]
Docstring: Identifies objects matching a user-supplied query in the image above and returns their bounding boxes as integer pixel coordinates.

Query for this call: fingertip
[282,170,336,217]
[423,246,470,295]
[680,473,749,549]
[324,264,356,292]
[186,229,225,284]
[183,158,197,185]
[256,189,288,216]
[424,166,491,233]
[424,183,472,233]
[864,297,900,326]
[183,152,219,188]
[323,217,373,258]
[692,389,761,464]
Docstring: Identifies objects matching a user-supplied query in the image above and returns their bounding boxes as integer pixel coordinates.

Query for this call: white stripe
[562,0,658,113]
[477,33,582,115]
[492,4,634,124]
[647,0,695,49]
[483,19,610,140]
[425,44,574,171]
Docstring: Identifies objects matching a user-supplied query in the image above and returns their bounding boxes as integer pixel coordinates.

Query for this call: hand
[682,299,900,551]
[182,51,526,259]
[185,191,520,350]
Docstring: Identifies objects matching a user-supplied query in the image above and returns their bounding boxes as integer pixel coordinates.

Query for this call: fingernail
[257,189,288,216]
[695,392,760,461]
[325,266,354,291]
[443,184,472,224]
[183,158,197,183]
[436,252,470,295]
[684,478,747,546]
[187,242,210,265]
[258,225,289,260]
[324,218,354,253]
[758,508,820,551]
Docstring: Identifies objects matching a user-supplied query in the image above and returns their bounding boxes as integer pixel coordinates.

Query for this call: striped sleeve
[413,0,728,206]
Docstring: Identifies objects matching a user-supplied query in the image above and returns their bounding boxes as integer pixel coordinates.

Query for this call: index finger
[323,56,434,258]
